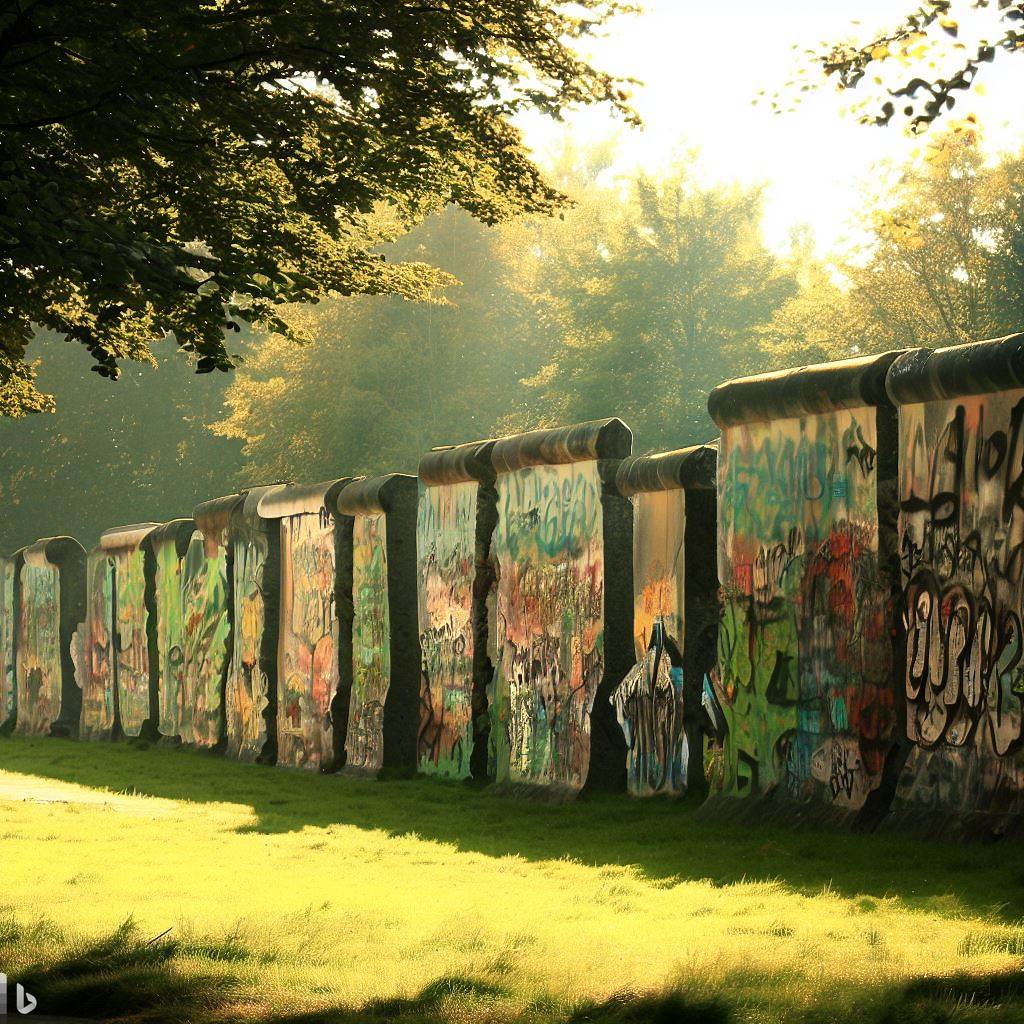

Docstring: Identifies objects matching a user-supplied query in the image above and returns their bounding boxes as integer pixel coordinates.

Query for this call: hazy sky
[518,0,1024,255]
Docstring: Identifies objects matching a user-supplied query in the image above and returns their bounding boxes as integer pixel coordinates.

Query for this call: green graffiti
[714,410,894,809]
[490,462,604,792]
[278,511,338,770]
[345,512,390,772]
[225,523,269,758]
[182,532,231,747]
[416,481,477,779]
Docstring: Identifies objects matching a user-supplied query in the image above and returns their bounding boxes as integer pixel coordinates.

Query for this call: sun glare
[518,0,1024,255]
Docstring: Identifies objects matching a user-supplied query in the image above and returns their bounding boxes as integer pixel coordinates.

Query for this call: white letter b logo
[15,985,35,1015]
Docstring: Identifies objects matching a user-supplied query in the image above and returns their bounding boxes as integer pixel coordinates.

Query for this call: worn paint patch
[345,512,390,772]
[77,551,116,740]
[181,532,230,748]
[416,480,477,779]
[895,390,1024,813]
[490,461,604,792]
[714,407,894,809]
[225,523,270,759]
[14,562,62,736]
[631,489,686,660]
[277,510,338,770]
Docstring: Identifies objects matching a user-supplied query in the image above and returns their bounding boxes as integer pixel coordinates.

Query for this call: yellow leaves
[896,33,932,65]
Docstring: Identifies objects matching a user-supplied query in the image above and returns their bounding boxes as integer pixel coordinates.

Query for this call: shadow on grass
[4,919,1024,1024]
[2,737,1024,918]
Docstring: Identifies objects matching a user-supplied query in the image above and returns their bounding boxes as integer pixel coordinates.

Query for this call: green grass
[1,737,1024,1023]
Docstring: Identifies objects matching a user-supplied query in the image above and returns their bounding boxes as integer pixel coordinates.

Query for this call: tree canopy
[503,150,796,444]
[210,147,799,486]
[8,133,1024,551]
[0,0,633,416]
[761,129,1024,364]
[811,1,1024,130]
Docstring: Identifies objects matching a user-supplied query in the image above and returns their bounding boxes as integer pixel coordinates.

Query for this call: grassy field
[1,738,1024,1023]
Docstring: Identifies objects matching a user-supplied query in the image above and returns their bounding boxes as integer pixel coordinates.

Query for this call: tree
[508,152,798,447]
[760,130,1024,364]
[812,1,1024,130]
[0,336,245,552]
[212,206,546,482]
[0,0,634,416]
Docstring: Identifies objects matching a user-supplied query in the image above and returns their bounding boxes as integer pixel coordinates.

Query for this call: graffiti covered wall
[14,538,84,737]
[490,460,605,790]
[228,514,269,756]
[710,357,900,815]
[417,441,498,781]
[264,482,346,771]
[220,487,281,760]
[611,446,720,799]
[345,509,390,771]
[104,526,158,739]
[337,474,419,775]
[15,557,62,736]
[77,550,116,739]
[1,556,15,729]
[416,475,480,778]
[277,512,338,768]
[182,521,232,749]
[487,420,632,795]
[888,337,1024,823]
[609,449,706,798]
[150,522,195,741]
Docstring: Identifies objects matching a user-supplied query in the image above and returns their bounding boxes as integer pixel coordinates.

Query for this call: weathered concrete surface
[612,444,718,798]
[487,418,633,797]
[416,439,497,781]
[704,353,906,829]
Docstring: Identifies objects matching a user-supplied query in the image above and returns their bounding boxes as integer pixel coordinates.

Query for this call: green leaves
[810,1,1024,130]
[0,0,635,415]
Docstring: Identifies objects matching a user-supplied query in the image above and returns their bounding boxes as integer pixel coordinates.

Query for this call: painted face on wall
[416,480,477,779]
[278,508,339,770]
[490,460,605,792]
[345,511,390,772]
[714,407,894,809]
[895,391,1024,811]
